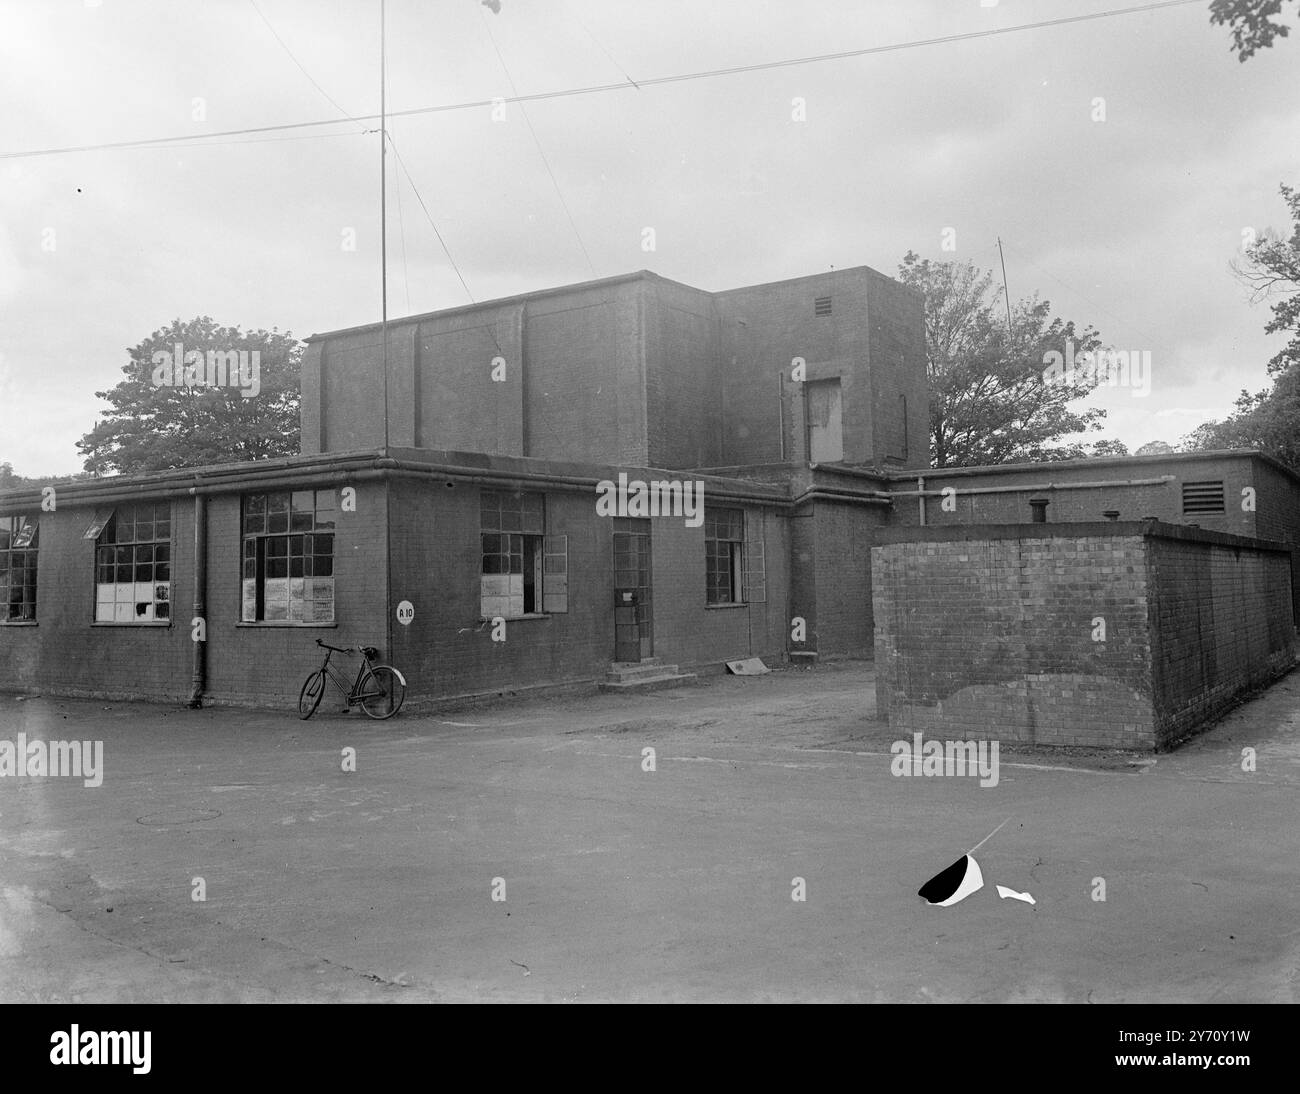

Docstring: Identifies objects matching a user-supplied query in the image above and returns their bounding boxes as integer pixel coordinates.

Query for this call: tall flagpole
[380,0,389,453]
[380,0,393,666]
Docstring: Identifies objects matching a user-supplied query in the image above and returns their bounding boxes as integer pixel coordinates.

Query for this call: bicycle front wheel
[359,665,406,720]
[298,670,326,719]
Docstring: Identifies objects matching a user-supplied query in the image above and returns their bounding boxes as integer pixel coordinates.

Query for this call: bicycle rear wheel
[358,665,405,719]
[298,670,326,719]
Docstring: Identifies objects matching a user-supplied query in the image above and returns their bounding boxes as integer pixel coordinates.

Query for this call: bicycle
[298,638,407,720]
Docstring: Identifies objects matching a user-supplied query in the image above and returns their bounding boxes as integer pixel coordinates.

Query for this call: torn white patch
[996,885,1036,905]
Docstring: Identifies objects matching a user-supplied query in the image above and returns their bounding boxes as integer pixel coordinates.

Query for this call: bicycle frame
[301,638,405,721]
[317,645,384,706]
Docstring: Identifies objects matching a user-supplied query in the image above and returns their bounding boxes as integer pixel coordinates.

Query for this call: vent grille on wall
[814,296,832,317]
[1181,480,1226,514]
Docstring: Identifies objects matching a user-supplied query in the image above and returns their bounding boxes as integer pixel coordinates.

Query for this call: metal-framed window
[705,507,745,605]
[94,502,171,622]
[241,490,335,623]
[480,489,566,617]
[0,514,38,622]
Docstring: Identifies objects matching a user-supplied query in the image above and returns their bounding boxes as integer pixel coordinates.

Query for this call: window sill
[0,620,37,627]
[91,621,172,627]
[479,614,552,622]
[706,602,748,610]
[236,622,338,628]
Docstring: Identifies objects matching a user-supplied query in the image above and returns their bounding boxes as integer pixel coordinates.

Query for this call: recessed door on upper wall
[807,378,843,463]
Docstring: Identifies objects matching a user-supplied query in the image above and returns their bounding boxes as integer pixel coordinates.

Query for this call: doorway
[807,378,844,463]
[613,518,653,661]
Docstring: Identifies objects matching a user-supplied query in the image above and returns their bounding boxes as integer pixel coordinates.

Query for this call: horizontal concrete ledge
[0,447,793,511]
[873,519,1291,554]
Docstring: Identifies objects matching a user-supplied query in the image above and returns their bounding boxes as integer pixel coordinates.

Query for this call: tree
[1209,0,1297,61]
[1236,184,1300,377]
[1134,440,1174,455]
[1181,369,1300,469]
[1091,439,1131,457]
[1185,183,1300,469]
[897,252,1114,468]
[76,317,301,476]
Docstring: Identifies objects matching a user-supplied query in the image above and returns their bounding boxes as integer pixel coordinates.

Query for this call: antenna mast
[380,0,389,452]
[996,236,1013,338]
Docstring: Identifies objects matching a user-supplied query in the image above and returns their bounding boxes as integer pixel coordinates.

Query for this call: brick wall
[715,268,874,466]
[315,329,388,453]
[644,279,723,470]
[1249,458,1300,622]
[415,304,524,454]
[872,522,1295,751]
[889,454,1263,532]
[647,501,788,670]
[303,266,933,478]
[865,268,929,471]
[802,500,886,655]
[523,281,647,466]
[201,484,389,707]
[386,478,789,700]
[1146,529,1295,743]
[387,479,612,701]
[0,500,194,701]
[0,483,390,707]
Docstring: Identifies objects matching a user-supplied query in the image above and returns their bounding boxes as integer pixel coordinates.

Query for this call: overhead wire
[475,3,597,277]
[245,0,476,306]
[0,0,1203,161]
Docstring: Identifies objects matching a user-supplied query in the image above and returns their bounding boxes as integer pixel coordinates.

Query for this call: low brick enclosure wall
[871,521,1297,750]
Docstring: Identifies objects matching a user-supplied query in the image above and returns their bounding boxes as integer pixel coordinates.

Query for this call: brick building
[2,264,1298,713]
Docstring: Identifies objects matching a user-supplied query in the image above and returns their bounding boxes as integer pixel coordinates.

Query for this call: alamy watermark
[891,732,999,787]
[595,472,704,527]
[0,734,103,787]
[151,342,261,398]
[1042,338,1150,397]
[50,1025,150,1074]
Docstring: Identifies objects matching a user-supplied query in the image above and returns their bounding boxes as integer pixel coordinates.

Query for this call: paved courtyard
[1,661,1297,1003]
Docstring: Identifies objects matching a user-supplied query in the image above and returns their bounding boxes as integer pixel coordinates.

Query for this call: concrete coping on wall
[0,446,795,512]
[873,519,1292,554]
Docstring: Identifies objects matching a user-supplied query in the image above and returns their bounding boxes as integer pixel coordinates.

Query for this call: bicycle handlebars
[315,638,380,660]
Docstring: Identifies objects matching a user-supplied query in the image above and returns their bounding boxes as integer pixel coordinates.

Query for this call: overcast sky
[1,0,1296,476]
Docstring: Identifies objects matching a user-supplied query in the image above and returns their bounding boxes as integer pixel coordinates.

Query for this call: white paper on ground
[995,884,1036,905]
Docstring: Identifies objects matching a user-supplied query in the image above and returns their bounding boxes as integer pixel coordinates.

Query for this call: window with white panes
[94,502,171,622]
[480,489,567,618]
[241,490,335,623]
[0,515,38,622]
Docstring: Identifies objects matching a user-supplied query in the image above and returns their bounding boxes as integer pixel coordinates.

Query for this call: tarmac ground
[1,660,1297,1002]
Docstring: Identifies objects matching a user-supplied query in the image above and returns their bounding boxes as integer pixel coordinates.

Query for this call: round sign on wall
[396,600,415,625]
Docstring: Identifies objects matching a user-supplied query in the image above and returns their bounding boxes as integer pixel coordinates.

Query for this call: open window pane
[241,490,335,623]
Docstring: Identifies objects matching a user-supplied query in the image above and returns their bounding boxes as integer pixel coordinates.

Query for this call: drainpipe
[918,474,926,526]
[188,490,207,708]
[778,370,786,462]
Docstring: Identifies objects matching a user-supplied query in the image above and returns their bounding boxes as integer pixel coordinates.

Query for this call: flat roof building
[3,264,1297,726]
